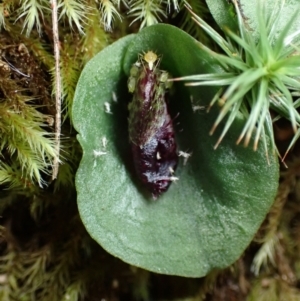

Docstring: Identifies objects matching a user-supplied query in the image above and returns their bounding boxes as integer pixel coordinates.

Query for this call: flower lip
[142,51,158,70]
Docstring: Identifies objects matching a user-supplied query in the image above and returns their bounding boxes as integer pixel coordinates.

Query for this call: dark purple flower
[128,51,178,199]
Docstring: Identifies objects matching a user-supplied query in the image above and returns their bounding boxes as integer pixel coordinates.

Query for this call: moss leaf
[72,24,279,277]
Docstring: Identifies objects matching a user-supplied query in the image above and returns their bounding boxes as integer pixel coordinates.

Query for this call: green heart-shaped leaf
[73,24,279,277]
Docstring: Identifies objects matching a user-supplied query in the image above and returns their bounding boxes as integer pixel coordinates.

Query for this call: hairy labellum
[128,51,178,199]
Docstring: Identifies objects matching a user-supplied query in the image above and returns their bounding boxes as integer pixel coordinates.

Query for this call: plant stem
[51,0,61,180]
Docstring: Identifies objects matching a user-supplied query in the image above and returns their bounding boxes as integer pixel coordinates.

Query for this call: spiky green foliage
[99,0,122,31]
[3,0,188,36]
[251,236,277,275]
[58,0,88,34]
[12,0,93,36]
[128,0,184,29]
[57,34,81,121]
[244,157,300,300]
[125,0,182,29]
[174,2,300,159]
[179,0,210,43]
[0,0,14,29]
[0,161,38,193]
[0,201,89,301]
[0,98,57,188]
[16,0,48,36]
[0,55,57,188]
[0,1,110,191]
[129,0,168,28]
[251,175,290,275]
[80,4,109,64]
[0,31,59,189]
